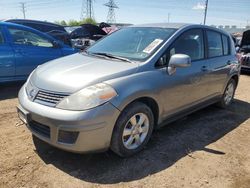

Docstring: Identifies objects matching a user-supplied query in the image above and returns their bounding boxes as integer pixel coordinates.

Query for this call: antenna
[80,0,94,20]
[104,0,118,24]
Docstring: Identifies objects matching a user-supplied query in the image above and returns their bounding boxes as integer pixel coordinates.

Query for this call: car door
[205,30,232,94]
[0,26,15,80]
[156,29,212,117]
[7,26,63,78]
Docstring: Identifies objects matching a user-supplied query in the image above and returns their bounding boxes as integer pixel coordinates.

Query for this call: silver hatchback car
[18,23,240,157]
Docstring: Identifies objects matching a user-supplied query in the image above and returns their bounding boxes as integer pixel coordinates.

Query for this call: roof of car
[130,23,190,29]
[0,21,27,27]
[130,23,231,36]
[5,19,64,28]
[0,21,57,32]
[0,21,57,40]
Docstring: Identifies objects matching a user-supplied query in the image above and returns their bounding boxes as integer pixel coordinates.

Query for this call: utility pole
[80,0,94,20]
[168,13,171,23]
[104,0,118,24]
[20,2,26,19]
[89,0,92,19]
[203,0,208,25]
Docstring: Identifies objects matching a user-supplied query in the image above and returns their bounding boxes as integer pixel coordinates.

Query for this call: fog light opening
[58,130,79,144]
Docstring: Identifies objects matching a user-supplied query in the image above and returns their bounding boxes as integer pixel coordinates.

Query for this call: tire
[218,79,236,108]
[111,102,154,157]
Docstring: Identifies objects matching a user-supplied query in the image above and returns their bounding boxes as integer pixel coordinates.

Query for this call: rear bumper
[18,85,120,153]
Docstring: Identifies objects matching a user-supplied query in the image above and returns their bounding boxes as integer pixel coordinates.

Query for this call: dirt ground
[0,74,250,188]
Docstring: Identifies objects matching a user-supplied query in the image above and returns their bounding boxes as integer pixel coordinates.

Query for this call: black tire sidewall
[111,102,154,157]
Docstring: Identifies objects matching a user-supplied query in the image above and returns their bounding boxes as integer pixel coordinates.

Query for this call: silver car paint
[18,85,121,152]
[31,53,139,93]
[18,23,240,153]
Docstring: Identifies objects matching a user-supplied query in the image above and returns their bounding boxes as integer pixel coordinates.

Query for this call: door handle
[201,66,208,72]
[0,63,12,67]
[14,49,21,53]
[14,49,27,55]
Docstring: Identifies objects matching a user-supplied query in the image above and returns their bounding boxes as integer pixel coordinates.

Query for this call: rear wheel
[218,79,236,108]
[111,102,154,157]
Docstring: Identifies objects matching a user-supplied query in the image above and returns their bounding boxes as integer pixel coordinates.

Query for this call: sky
[0,0,249,27]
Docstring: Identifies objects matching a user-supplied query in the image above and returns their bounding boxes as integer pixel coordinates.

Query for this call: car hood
[30,53,139,93]
[241,30,250,47]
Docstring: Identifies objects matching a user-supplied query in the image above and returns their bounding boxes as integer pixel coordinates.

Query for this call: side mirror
[168,54,191,75]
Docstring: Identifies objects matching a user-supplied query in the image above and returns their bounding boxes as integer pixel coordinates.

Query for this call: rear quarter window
[222,35,230,55]
[207,30,223,58]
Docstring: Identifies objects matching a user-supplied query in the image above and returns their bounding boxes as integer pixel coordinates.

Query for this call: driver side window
[156,29,204,67]
[8,28,53,48]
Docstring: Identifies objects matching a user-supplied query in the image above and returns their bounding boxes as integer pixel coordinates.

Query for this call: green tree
[67,19,80,26]
[60,20,67,26]
[54,18,97,27]
[80,17,97,25]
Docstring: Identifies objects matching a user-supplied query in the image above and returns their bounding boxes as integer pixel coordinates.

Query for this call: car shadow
[241,69,250,75]
[33,99,250,184]
[0,82,24,100]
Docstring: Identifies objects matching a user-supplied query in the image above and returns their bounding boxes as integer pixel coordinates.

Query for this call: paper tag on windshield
[143,39,163,54]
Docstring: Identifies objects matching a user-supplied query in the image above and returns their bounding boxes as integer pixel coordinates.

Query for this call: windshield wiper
[89,52,133,63]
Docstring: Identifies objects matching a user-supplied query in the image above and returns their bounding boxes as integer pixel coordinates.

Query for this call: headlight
[56,83,117,111]
[25,70,38,101]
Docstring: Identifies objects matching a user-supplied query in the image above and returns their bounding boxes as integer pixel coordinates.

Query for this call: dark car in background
[6,19,71,46]
[0,22,77,83]
[238,30,250,71]
[70,24,107,50]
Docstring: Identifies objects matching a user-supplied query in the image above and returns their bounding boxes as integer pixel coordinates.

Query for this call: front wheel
[218,79,236,108]
[111,102,154,157]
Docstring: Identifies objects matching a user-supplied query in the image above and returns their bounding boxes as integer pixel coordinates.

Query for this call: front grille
[29,121,50,138]
[34,90,69,107]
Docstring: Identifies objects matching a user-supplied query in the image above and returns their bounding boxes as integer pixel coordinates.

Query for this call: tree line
[55,18,97,26]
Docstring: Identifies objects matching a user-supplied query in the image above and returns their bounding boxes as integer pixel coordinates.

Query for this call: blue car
[0,22,77,83]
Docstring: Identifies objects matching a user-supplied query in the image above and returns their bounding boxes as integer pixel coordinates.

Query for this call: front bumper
[18,85,120,153]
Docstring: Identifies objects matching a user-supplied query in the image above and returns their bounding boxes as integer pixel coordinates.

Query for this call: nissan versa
[17,23,240,157]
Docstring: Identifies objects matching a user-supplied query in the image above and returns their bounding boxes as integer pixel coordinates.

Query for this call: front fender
[105,71,165,121]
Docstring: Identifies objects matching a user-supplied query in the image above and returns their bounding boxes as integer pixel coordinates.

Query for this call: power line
[104,0,118,24]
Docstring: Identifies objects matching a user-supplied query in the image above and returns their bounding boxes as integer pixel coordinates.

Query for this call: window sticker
[143,39,163,54]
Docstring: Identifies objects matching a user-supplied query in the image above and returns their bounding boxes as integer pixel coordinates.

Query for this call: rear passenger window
[9,28,53,47]
[0,30,4,44]
[207,31,223,58]
[222,35,229,55]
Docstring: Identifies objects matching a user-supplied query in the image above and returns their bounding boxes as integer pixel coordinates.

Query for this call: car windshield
[86,27,177,61]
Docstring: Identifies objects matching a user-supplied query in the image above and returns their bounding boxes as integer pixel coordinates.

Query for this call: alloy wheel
[122,113,149,150]
[224,82,235,105]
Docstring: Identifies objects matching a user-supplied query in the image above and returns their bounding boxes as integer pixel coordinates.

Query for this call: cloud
[192,2,206,10]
